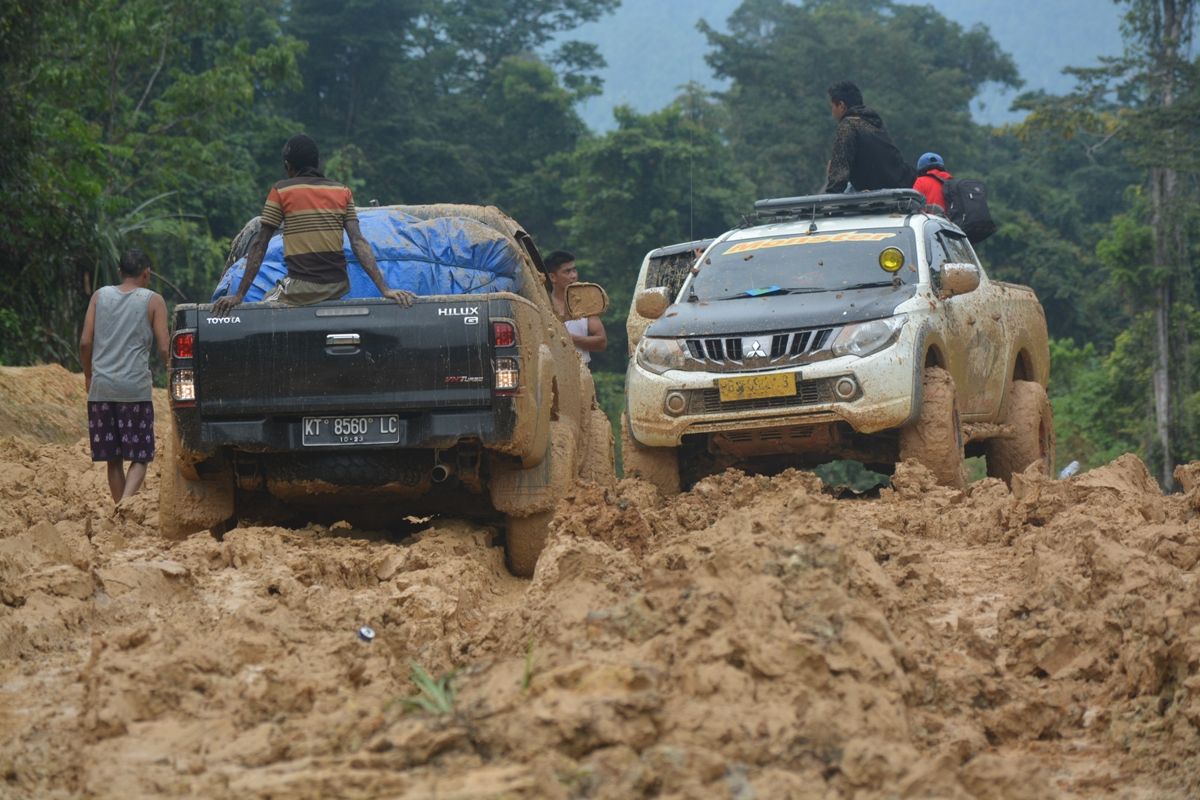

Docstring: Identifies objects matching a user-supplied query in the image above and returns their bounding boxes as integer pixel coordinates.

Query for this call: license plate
[717,373,797,402]
[302,415,400,446]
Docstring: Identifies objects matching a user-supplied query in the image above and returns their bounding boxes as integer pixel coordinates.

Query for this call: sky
[568,0,1127,131]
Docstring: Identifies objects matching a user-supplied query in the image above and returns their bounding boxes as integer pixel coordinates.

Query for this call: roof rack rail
[754,189,925,219]
[647,238,715,260]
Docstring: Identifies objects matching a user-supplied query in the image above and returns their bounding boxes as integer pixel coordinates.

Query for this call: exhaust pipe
[431,463,454,483]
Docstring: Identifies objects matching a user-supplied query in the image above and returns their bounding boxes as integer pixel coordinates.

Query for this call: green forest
[2,0,1198,485]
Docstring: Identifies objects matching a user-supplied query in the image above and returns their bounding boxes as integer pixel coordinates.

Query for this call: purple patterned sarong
[87,401,156,463]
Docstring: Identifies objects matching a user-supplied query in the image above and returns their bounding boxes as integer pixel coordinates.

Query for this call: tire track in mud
[1,365,1198,799]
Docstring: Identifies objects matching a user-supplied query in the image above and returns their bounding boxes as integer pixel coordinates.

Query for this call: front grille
[683,327,837,372]
[688,337,747,361]
[692,378,834,413]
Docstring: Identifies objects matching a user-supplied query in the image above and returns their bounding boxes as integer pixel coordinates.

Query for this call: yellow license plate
[717,373,796,402]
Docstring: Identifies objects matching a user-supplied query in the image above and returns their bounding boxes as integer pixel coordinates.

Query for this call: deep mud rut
[2,365,1199,799]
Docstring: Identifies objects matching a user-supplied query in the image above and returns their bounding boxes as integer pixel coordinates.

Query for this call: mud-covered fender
[500,301,554,468]
[518,344,554,469]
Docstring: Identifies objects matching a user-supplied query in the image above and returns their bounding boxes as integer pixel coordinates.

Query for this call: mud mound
[0,364,91,442]
[1,366,1198,798]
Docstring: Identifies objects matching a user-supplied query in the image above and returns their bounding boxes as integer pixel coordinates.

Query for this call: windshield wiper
[838,280,901,291]
[715,286,827,301]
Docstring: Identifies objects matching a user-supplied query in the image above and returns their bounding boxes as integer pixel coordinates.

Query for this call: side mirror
[564,282,609,319]
[940,262,980,297]
[634,287,671,320]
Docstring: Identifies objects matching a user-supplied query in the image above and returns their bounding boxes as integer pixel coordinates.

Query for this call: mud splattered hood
[644,283,917,338]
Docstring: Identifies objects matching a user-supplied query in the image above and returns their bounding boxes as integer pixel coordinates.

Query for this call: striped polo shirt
[260,172,357,284]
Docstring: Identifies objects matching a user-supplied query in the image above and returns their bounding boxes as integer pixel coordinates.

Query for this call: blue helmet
[917,152,945,171]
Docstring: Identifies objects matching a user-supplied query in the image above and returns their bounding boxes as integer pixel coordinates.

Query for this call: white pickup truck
[622,190,1053,491]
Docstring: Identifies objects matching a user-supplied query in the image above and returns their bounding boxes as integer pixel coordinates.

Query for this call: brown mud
[2,365,1198,798]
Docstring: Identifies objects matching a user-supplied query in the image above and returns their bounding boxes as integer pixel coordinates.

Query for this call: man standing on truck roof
[823,81,915,194]
[212,134,414,315]
[545,250,607,367]
[79,248,170,504]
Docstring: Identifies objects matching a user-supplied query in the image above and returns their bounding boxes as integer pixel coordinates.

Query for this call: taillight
[172,331,194,360]
[494,358,519,394]
[492,320,516,348]
[171,369,196,405]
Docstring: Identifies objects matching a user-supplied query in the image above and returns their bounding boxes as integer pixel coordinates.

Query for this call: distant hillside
[567,0,1125,130]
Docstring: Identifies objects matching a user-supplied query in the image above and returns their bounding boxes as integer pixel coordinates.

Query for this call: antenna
[689,124,694,241]
[688,72,695,241]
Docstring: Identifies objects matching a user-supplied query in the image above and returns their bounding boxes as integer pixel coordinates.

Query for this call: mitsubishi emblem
[745,338,767,358]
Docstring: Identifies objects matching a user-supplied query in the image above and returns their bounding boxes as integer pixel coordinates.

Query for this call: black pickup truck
[160,204,614,576]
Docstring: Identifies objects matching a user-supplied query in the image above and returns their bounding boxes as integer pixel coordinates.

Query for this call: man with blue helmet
[913,152,953,212]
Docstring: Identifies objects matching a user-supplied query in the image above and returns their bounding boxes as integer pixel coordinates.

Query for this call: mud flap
[578,408,616,487]
[490,420,577,517]
[159,433,235,540]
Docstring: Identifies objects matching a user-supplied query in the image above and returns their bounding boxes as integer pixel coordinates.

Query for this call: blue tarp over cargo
[212,207,523,302]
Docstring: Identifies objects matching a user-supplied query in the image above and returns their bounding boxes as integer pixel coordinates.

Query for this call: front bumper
[626,341,918,447]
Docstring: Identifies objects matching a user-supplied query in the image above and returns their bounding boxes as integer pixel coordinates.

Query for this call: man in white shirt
[544,250,606,366]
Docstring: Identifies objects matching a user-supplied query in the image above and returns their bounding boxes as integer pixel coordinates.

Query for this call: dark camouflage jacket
[823,106,915,194]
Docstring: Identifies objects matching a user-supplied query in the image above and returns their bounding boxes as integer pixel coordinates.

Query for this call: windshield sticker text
[723,231,897,255]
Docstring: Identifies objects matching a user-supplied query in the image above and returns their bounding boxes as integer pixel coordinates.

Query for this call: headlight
[636,338,687,375]
[831,315,907,358]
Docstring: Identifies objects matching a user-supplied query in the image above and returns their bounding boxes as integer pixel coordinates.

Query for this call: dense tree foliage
[701,0,1020,195]
[3,0,1198,482]
[0,0,302,363]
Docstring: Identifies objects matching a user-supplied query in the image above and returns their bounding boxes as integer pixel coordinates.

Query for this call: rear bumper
[174,404,514,458]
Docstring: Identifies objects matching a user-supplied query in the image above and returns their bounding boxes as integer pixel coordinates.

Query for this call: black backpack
[933,175,997,244]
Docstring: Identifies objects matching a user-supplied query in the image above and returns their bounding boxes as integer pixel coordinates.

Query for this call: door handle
[326,333,361,347]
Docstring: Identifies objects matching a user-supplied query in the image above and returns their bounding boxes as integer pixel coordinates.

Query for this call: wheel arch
[1013,347,1035,382]
[901,326,948,428]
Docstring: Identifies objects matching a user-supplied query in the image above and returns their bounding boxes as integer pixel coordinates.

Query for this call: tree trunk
[1149,160,1180,490]
[1143,0,1193,489]
[1152,280,1172,487]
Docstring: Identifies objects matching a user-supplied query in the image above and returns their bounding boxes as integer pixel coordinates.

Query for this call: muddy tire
[158,434,235,540]
[986,380,1055,486]
[620,412,680,496]
[505,510,553,578]
[578,408,616,487]
[899,367,966,488]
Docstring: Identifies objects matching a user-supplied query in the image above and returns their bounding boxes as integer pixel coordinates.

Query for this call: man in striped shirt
[213,134,413,314]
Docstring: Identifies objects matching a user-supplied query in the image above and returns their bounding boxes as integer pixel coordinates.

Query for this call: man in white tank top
[79,249,170,503]
[545,250,606,367]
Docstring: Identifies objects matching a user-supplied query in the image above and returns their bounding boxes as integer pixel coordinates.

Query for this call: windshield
[687,227,919,301]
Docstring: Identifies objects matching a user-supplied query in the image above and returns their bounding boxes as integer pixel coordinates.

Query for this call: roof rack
[754,189,925,219]
[646,238,716,260]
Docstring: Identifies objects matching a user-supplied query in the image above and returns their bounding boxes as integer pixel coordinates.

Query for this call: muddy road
[1,365,1198,798]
